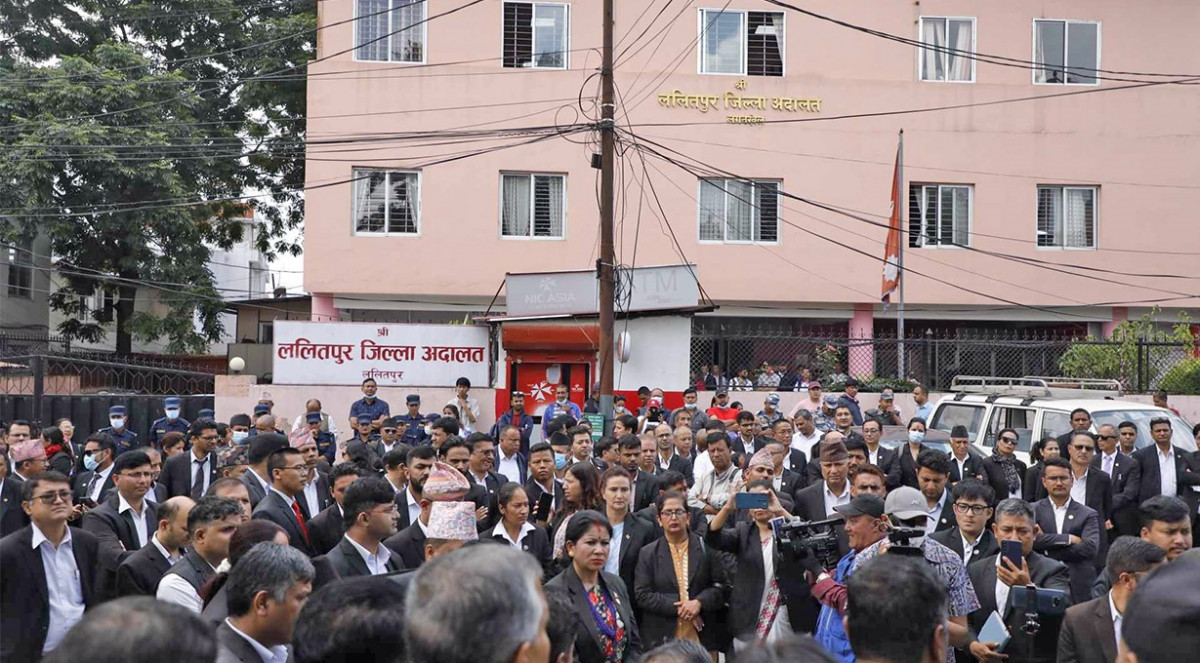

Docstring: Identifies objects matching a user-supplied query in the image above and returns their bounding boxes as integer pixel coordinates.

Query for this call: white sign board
[505,264,699,317]
[272,321,488,387]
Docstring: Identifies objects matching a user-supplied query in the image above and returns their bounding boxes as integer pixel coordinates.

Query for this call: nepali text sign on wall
[273,322,488,387]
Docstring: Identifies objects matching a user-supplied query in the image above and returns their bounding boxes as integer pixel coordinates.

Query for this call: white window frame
[351,168,422,237]
[1035,185,1098,250]
[909,184,973,248]
[1031,19,1101,86]
[498,172,568,240]
[499,1,570,70]
[353,0,428,65]
[696,178,782,245]
[917,16,976,83]
[696,8,785,77]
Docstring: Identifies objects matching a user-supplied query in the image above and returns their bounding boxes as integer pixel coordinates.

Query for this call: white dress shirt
[1108,590,1123,650]
[953,454,970,482]
[156,559,217,614]
[404,487,422,526]
[117,493,150,548]
[792,430,821,459]
[605,520,625,575]
[301,478,321,519]
[1100,451,1118,477]
[226,618,289,663]
[497,451,522,484]
[1070,469,1089,505]
[189,453,212,496]
[151,533,180,565]
[344,535,393,575]
[492,521,536,549]
[1157,446,1177,496]
[692,450,714,481]
[822,482,851,516]
[925,490,949,534]
[960,532,979,563]
[32,524,85,654]
[386,476,404,495]
[995,558,1012,617]
[88,464,115,502]
[1052,499,1070,534]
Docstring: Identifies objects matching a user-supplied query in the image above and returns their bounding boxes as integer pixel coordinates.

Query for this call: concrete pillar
[311,293,338,322]
[848,303,875,378]
[1101,306,1128,339]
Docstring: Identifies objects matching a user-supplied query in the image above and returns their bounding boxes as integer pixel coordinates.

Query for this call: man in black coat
[930,478,1001,568]
[0,444,30,536]
[80,450,159,602]
[308,463,367,556]
[1063,431,1113,568]
[161,420,221,499]
[524,443,564,524]
[240,433,289,509]
[947,425,990,485]
[1092,423,1141,537]
[967,498,1071,663]
[1032,457,1102,604]
[115,495,193,597]
[858,420,902,490]
[322,476,403,578]
[915,449,958,533]
[1131,417,1200,503]
[461,434,510,500]
[251,447,316,556]
[617,435,659,513]
[0,471,101,661]
[72,434,117,505]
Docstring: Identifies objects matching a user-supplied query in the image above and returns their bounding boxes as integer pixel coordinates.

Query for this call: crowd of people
[1,377,1199,663]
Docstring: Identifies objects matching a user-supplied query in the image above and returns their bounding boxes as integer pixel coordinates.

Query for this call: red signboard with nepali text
[272,321,488,386]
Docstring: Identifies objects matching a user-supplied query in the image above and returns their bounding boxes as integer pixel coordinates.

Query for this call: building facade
[302,0,1200,384]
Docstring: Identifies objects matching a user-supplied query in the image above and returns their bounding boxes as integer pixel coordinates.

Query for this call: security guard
[197,408,216,421]
[305,411,338,465]
[99,404,140,453]
[148,396,191,449]
[396,394,429,446]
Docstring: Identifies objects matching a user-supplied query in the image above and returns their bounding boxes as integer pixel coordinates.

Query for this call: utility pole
[596,0,616,432]
[896,129,906,380]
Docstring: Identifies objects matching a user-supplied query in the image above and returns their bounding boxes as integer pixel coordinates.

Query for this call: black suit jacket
[240,468,271,509]
[297,471,334,520]
[1057,594,1118,663]
[652,454,694,485]
[980,455,1028,504]
[1032,498,1101,604]
[307,503,345,556]
[383,521,427,570]
[161,451,219,499]
[115,538,174,597]
[930,494,959,533]
[631,470,659,513]
[323,535,403,579]
[948,452,990,485]
[930,527,1000,567]
[778,468,805,506]
[0,478,28,537]
[81,495,158,601]
[898,444,928,489]
[524,478,565,523]
[490,523,553,580]
[251,490,315,556]
[1091,451,1141,536]
[633,534,726,650]
[216,620,273,663]
[705,521,812,639]
[71,468,116,505]
[467,470,509,499]
[755,438,808,485]
[0,525,100,662]
[1132,444,1196,502]
[793,481,851,561]
[862,445,902,490]
[545,565,642,663]
[968,552,1071,663]
[613,514,655,598]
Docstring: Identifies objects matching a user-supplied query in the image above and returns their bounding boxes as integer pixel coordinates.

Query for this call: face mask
[165,409,180,420]
[110,417,125,430]
[83,453,100,471]
[684,402,697,410]
[232,430,249,444]
[364,394,375,401]
[556,396,567,404]
[424,426,433,436]
[554,452,569,469]
[908,431,925,444]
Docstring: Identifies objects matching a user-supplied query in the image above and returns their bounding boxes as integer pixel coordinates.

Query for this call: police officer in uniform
[148,396,191,450]
[305,412,338,465]
[99,404,140,453]
[396,394,429,446]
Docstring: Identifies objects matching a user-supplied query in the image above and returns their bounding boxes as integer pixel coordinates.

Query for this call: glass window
[984,407,1034,452]
[503,2,569,69]
[698,179,780,243]
[356,0,425,63]
[501,173,566,238]
[353,169,420,235]
[908,184,971,247]
[919,17,975,82]
[1037,186,1097,248]
[1034,20,1099,84]
[930,403,985,439]
[699,10,783,76]
[6,240,34,299]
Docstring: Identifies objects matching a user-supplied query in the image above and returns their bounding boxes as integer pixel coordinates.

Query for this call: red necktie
[290,501,310,543]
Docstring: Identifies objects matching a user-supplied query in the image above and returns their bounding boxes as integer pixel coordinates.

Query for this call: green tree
[1057,310,1196,391]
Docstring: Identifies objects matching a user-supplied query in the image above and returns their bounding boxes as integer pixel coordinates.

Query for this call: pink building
[303,0,1200,381]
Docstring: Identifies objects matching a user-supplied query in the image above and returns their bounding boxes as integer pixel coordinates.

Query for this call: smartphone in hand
[999,539,1023,569]
[735,492,769,510]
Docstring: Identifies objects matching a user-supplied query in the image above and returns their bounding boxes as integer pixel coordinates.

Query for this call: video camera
[770,516,843,569]
[885,526,926,558]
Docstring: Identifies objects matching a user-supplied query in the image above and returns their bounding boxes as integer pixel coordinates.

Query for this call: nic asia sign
[272,321,488,387]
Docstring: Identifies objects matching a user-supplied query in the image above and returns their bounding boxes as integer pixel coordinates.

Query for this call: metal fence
[689,321,1200,393]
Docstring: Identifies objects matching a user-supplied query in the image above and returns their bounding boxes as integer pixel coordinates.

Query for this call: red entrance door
[510,362,590,437]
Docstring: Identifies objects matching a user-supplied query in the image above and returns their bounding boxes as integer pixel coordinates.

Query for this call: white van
[927,376,1197,464]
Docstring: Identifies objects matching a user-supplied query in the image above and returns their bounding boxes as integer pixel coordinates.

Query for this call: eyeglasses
[998,436,1017,444]
[953,502,990,516]
[1071,445,1095,452]
[660,509,688,519]
[29,490,73,505]
[120,471,154,480]
[370,505,399,516]
[1097,434,1117,440]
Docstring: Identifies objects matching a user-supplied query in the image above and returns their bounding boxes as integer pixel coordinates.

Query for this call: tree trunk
[115,275,138,355]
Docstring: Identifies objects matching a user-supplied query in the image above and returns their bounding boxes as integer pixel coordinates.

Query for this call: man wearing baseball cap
[850,486,979,663]
[757,392,785,429]
[99,404,140,454]
[815,393,840,433]
[811,493,887,662]
[149,396,191,451]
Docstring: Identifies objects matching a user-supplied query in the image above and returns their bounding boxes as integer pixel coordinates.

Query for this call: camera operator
[706,479,806,649]
[809,494,888,662]
[849,487,979,663]
[966,498,1071,663]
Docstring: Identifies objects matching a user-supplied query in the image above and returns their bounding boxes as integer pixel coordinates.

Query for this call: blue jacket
[540,400,582,437]
[836,395,864,427]
[816,550,857,663]
[492,411,535,455]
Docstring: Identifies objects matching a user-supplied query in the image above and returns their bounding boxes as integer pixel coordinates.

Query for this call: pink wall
[303,1,1200,317]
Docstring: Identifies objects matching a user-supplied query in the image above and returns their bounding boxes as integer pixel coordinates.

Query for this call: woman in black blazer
[1022,437,1060,502]
[545,510,642,663]
[633,490,726,653]
[982,427,1029,504]
[491,482,552,579]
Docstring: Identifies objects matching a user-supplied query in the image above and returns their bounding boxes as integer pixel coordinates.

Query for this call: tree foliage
[0,0,315,353]
[1057,309,1197,391]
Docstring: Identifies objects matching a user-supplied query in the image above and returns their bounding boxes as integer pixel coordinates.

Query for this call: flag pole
[897,129,906,380]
